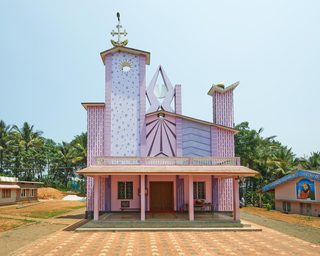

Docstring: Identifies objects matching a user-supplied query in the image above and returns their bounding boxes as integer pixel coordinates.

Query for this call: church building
[77,14,257,222]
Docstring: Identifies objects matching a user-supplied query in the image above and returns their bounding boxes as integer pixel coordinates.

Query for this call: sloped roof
[146,110,238,133]
[77,165,257,177]
[100,46,150,65]
[81,102,105,110]
[262,170,320,192]
[207,81,239,96]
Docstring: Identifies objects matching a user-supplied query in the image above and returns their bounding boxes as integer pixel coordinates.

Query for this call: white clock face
[120,61,131,72]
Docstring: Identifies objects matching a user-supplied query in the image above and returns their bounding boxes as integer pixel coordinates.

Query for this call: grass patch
[0,217,36,232]
[0,200,85,219]
[25,205,85,219]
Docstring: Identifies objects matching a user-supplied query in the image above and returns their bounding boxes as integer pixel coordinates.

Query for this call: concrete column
[93,176,100,221]
[188,175,194,221]
[233,177,240,221]
[140,175,145,221]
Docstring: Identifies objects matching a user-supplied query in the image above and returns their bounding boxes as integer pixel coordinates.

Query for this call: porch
[76,157,258,222]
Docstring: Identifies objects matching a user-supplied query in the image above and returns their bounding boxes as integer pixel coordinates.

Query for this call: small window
[118,182,133,200]
[30,189,36,197]
[20,189,27,198]
[2,189,11,198]
[283,201,291,212]
[193,182,205,200]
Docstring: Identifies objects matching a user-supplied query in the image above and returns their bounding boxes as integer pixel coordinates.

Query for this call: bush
[265,203,272,211]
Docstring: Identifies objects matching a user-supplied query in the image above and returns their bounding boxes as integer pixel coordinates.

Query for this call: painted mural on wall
[296,179,315,200]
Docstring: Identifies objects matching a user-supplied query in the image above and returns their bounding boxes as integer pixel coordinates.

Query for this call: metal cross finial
[110,12,128,47]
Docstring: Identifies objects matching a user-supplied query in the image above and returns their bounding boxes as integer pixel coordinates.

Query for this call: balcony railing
[95,156,240,166]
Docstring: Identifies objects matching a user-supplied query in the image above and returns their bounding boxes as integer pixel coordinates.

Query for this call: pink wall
[275,178,320,201]
[110,175,140,211]
[274,178,320,216]
[212,90,234,128]
[87,106,105,211]
[217,177,234,211]
[183,175,212,205]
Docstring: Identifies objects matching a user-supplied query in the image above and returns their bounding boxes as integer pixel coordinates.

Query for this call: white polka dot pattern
[110,52,141,156]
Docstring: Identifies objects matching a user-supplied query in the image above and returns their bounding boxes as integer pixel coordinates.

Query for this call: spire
[110,12,128,47]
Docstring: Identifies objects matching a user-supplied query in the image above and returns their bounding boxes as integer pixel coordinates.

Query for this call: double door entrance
[150,182,174,212]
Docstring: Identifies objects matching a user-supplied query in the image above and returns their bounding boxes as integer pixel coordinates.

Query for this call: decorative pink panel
[146,114,177,157]
[217,177,234,211]
[213,122,235,211]
[215,128,235,157]
[87,106,104,211]
[174,84,182,115]
[213,90,234,128]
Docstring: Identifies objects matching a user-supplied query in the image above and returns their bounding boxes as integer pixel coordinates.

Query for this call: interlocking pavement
[12,224,320,256]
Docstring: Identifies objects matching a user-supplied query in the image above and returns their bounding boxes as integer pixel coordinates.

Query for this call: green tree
[0,120,11,174]
[300,152,320,170]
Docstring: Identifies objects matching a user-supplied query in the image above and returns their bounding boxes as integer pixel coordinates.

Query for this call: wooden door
[150,182,174,212]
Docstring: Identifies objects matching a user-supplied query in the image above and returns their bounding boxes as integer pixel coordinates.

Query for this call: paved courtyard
[12,223,320,256]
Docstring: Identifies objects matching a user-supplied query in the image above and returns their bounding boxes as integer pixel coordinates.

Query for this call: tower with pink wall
[208,82,239,211]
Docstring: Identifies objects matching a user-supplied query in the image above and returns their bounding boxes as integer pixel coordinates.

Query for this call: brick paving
[12,225,320,256]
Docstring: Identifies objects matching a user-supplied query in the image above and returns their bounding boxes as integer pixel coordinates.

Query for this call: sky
[0,1,319,157]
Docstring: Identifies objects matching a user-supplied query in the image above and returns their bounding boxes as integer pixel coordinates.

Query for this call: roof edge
[207,81,240,96]
[100,46,151,65]
[262,170,320,192]
[146,110,238,133]
[82,102,105,110]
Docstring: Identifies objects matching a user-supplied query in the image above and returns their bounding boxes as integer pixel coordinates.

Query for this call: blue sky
[0,1,319,157]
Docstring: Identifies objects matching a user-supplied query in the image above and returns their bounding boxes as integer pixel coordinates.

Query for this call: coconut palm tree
[11,122,44,179]
[12,122,43,151]
[300,152,320,171]
[71,132,87,169]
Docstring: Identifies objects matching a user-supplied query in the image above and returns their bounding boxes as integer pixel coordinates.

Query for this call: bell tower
[100,13,150,157]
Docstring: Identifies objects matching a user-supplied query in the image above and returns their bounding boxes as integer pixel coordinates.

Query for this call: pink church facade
[78,25,257,221]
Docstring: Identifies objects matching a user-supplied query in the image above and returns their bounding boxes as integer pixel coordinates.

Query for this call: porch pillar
[188,175,194,221]
[140,175,145,221]
[93,176,100,221]
[233,177,240,221]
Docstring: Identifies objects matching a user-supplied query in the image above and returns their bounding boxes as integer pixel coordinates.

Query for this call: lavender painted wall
[182,120,211,157]
[146,115,177,157]
[110,52,141,156]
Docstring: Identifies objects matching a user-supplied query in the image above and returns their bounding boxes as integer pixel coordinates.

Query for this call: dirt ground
[0,200,85,219]
[241,207,320,229]
[37,187,65,199]
[0,201,86,256]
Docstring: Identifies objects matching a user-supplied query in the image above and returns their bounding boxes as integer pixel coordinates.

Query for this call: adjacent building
[262,170,320,217]
[0,177,42,206]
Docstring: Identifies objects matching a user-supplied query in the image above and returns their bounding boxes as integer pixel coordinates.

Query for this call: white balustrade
[95,156,240,166]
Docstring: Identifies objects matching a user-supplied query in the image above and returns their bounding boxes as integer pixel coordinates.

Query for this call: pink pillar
[233,177,240,221]
[93,176,100,221]
[188,175,194,221]
[140,175,145,221]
